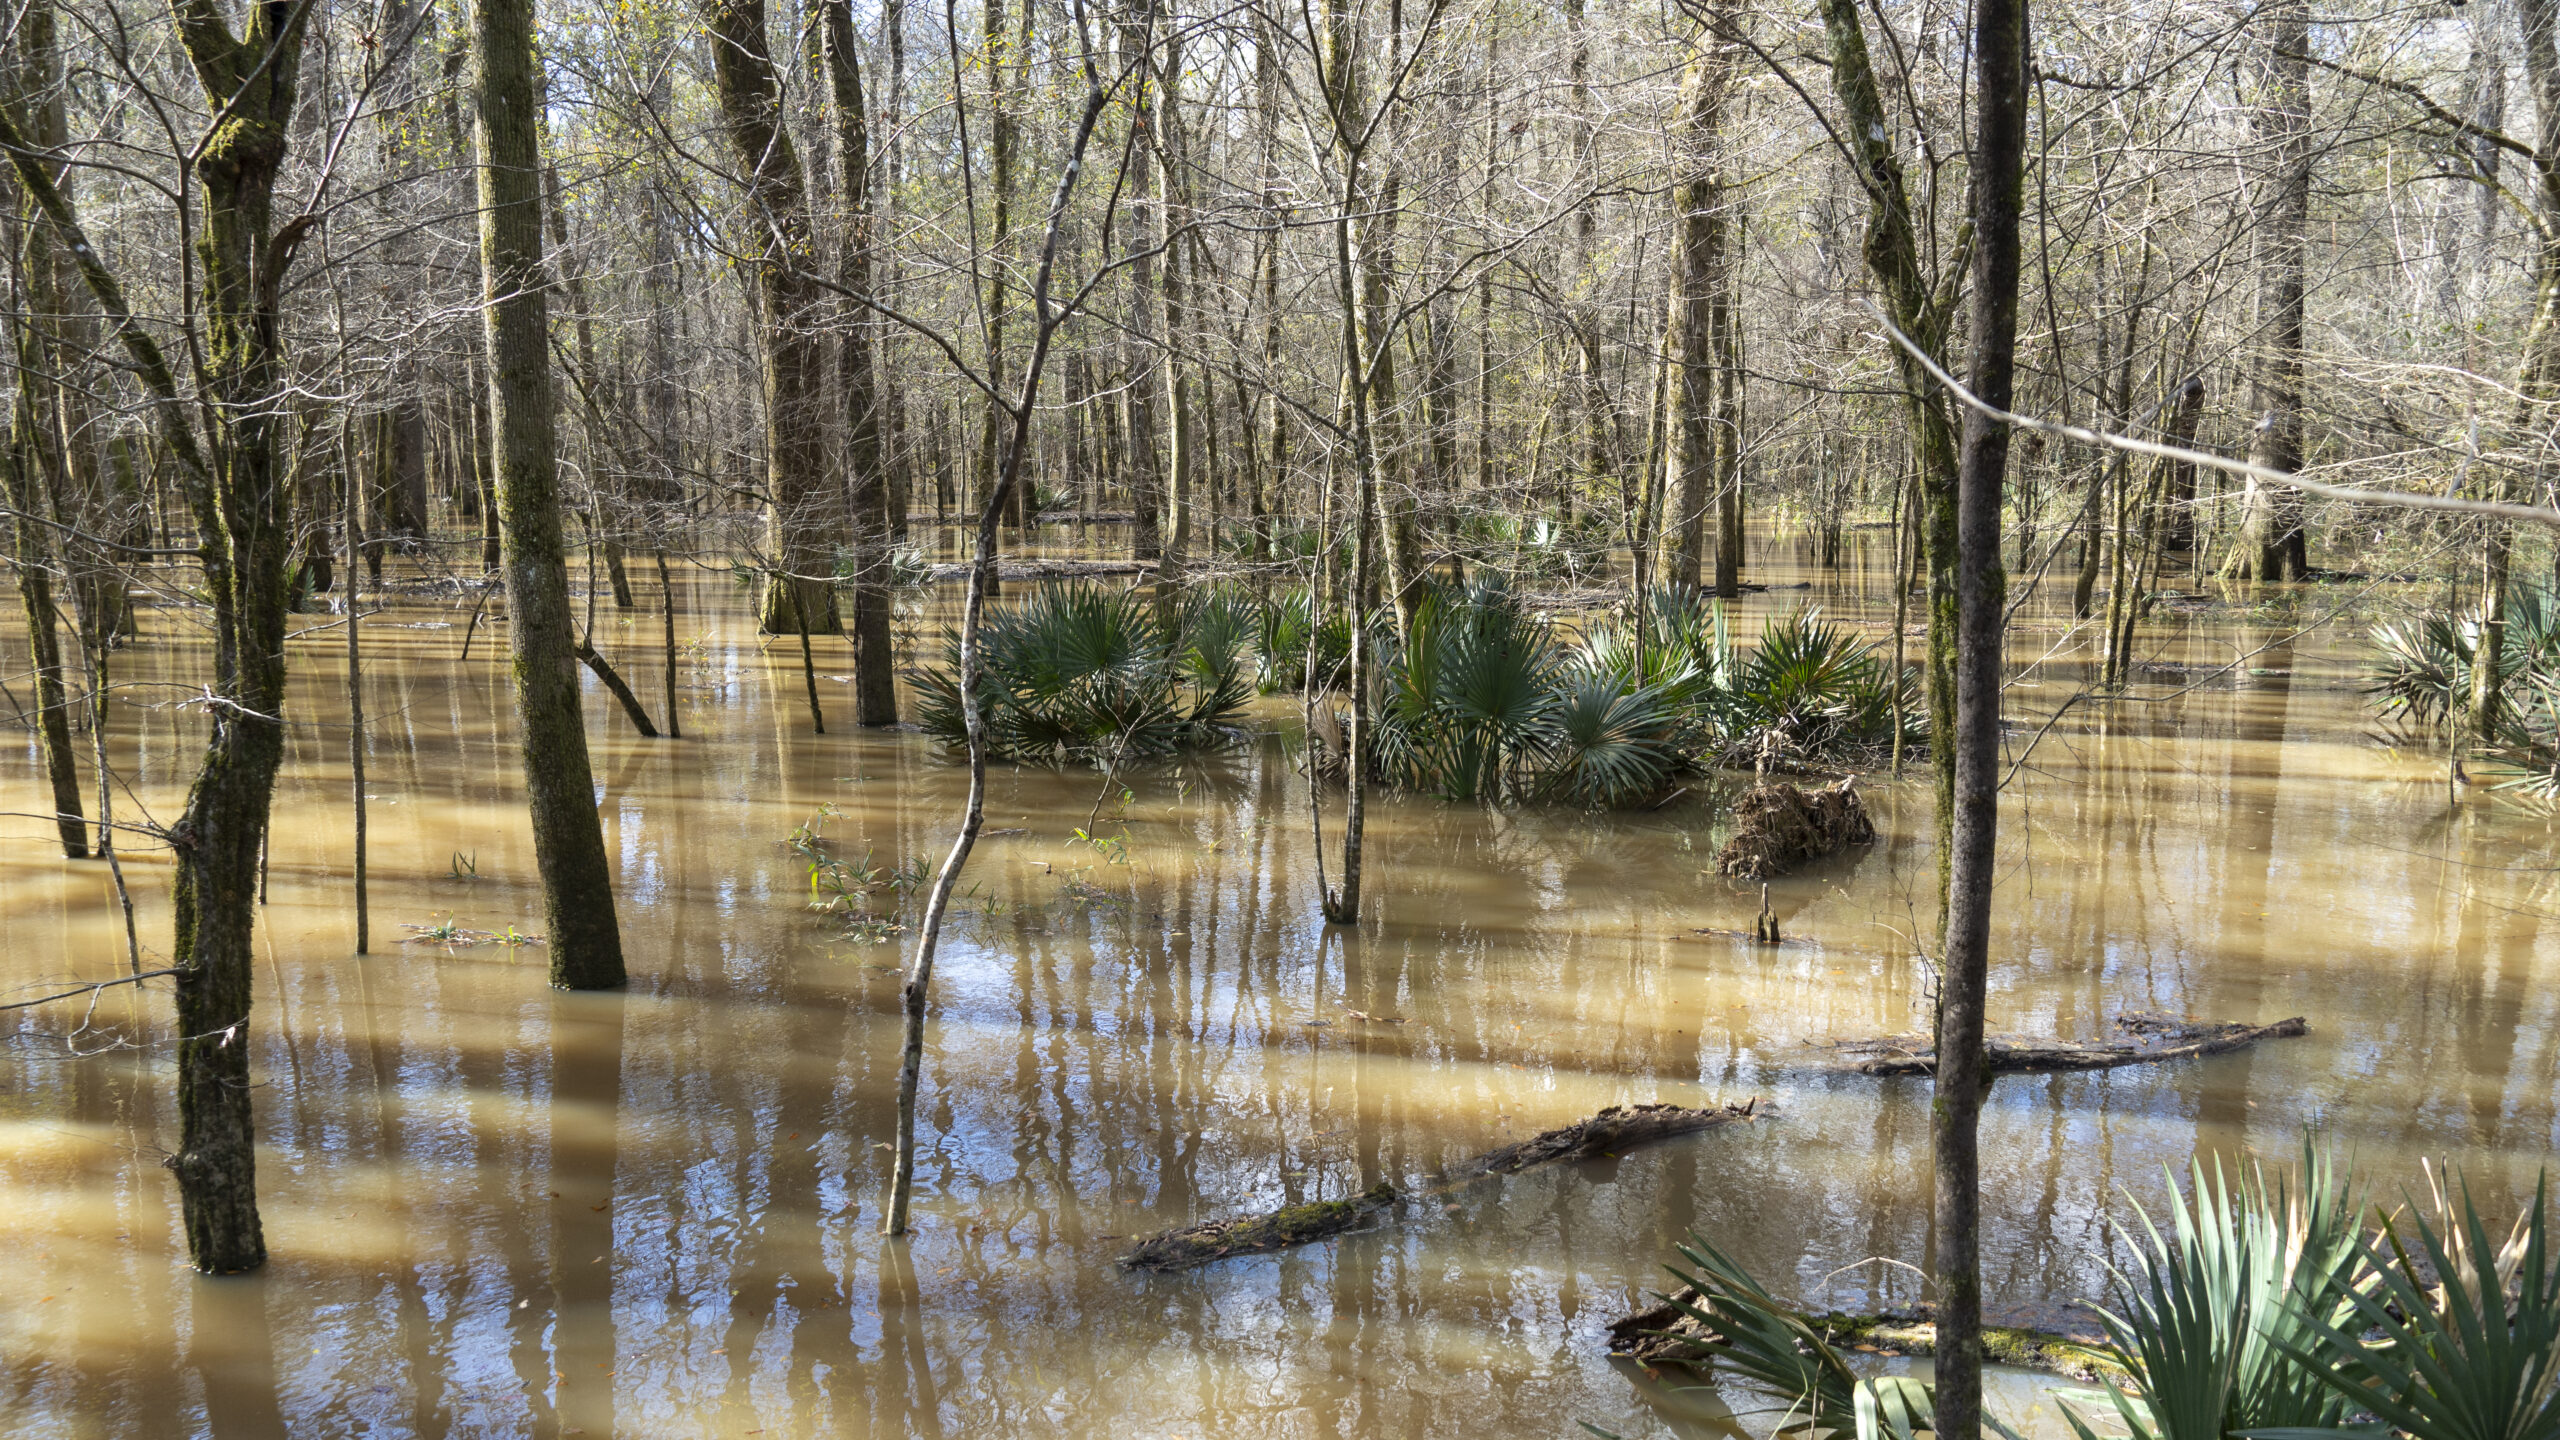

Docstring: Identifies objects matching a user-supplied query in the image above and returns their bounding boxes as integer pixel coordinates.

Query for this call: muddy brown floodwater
[5,532,2557,1439]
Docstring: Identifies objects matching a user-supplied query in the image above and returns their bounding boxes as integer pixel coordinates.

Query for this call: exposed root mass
[1714,779,1875,881]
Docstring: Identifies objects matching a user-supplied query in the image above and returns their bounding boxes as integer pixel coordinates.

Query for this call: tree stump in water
[1832,1011,2308,1076]
[1715,778,1875,881]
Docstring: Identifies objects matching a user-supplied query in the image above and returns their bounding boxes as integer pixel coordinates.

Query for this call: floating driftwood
[1715,779,1875,881]
[1120,1101,1759,1272]
[1833,1011,2307,1077]
[1607,1292,2121,1381]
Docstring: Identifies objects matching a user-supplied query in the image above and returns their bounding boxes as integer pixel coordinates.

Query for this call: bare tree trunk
[1667,10,1735,591]
[473,0,628,990]
[1936,0,2028,1431]
[2245,0,2312,584]
[702,0,841,634]
[822,0,898,725]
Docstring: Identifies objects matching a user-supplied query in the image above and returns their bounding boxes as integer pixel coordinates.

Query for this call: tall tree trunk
[0,4,87,857]
[2480,0,2560,738]
[1154,30,1196,598]
[702,0,841,634]
[2245,0,2312,584]
[1815,0,1966,857]
[1936,0,2027,1433]
[822,0,898,725]
[473,0,628,990]
[1667,11,1735,591]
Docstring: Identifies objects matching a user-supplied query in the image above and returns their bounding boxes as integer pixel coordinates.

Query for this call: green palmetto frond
[2065,1143,2371,1440]
[2260,1175,2560,1440]
[1648,1233,2025,1440]
[912,584,1245,765]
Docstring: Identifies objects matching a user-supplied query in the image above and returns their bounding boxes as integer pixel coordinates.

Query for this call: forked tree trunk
[470,0,628,991]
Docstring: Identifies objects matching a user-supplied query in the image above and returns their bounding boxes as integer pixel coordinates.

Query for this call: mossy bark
[472,0,626,989]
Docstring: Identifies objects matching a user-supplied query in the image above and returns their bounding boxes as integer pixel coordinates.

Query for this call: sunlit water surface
[5,529,2557,1439]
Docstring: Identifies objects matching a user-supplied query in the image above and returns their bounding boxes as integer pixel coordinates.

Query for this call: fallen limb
[1443,1100,1757,1183]
[1833,1011,2308,1076]
[1607,1291,2123,1382]
[1121,1101,1760,1272]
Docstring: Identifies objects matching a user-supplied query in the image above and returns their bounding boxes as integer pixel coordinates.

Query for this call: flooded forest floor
[5,524,2557,1439]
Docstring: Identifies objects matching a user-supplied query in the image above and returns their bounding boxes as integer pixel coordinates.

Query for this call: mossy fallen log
[1120,1101,1759,1272]
[1444,1100,1757,1182]
[1715,779,1875,881]
[1118,1182,1400,1272]
[1833,1011,2307,1077]
[1607,1290,2124,1382]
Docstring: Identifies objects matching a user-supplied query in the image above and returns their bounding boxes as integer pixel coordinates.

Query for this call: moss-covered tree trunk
[1814,0,1964,858]
[471,0,627,990]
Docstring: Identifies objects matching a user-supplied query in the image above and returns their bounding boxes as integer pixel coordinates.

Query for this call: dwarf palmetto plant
[1373,579,1565,802]
[2062,1145,2371,1440]
[2267,1173,2560,1440]
[1253,588,1355,693]
[2368,586,2560,727]
[912,584,1251,765]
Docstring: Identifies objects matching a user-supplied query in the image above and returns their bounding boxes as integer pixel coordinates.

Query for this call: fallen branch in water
[0,967,186,1013]
[1120,1101,1761,1272]
[1607,1292,2123,1381]
[1830,1011,2307,1076]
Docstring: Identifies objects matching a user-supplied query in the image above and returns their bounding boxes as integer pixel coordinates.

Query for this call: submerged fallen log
[1120,1101,1759,1272]
[1834,1011,2308,1077]
[1607,1291,2123,1381]
[1715,779,1875,881]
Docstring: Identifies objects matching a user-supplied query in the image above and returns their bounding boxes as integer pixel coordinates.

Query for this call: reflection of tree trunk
[474,0,628,990]
[549,993,626,1440]
[2202,640,2292,1142]
[2245,0,2311,584]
